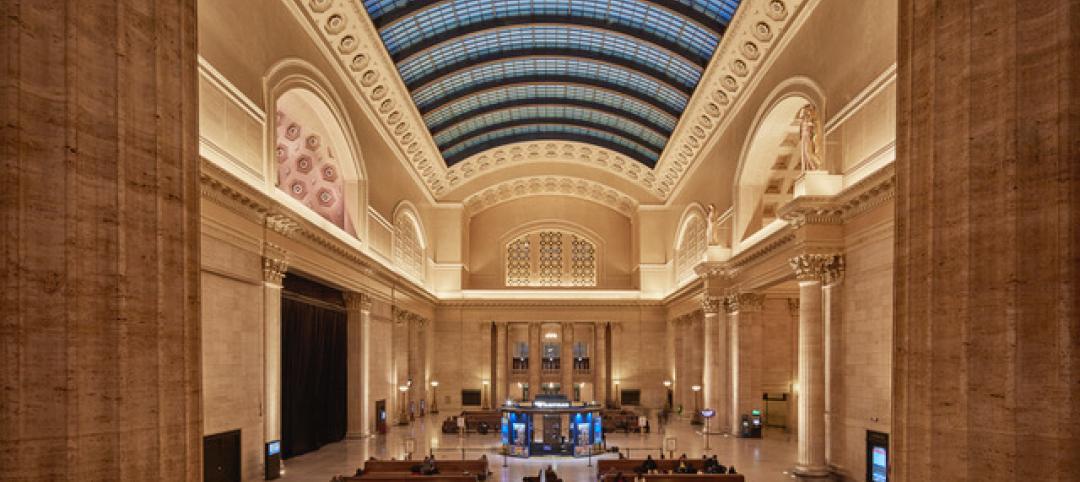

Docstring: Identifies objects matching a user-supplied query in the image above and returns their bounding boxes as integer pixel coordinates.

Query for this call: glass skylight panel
[361,0,747,168]
[412,57,688,114]
[432,105,668,149]
[424,84,678,133]
[378,0,720,64]
[396,26,702,91]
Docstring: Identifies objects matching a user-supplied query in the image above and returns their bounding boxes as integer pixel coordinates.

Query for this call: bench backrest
[601,475,744,482]
[362,459,488,474]
[340,475,479,482]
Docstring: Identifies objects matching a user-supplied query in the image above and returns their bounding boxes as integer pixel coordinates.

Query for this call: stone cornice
[200,157,439,306]
[462,175,639,217]
[295,0,448,196]
[655,0,812,199]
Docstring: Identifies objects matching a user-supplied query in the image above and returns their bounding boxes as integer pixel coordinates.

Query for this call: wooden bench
[361,459,489,480]
[338,475,479,482]
[600,475,744,482]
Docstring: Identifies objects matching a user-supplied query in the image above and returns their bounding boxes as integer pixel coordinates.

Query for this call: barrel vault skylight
[362,0,744,168]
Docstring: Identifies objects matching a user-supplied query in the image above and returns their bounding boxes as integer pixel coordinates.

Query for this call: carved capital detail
[344,292,372,313]
[701,296,722,315]
[789,253,845,284]
[262,256,288,285]
[724,292,765,314]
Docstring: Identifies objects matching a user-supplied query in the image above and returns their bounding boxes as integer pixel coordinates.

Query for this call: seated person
[641,454,659,473]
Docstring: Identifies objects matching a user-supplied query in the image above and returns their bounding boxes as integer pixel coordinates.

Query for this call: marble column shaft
[496,322,509,403]
[594,322,608,405]
[561,322,574,397]
[0,0,201,478]
[702,299,721,418]
[263,256,287,443]
[528,323,541,399]
[896,0,1080,479]
[345,293,372,438]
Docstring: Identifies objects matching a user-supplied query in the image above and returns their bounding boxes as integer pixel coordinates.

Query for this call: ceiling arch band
[361,0,744,168]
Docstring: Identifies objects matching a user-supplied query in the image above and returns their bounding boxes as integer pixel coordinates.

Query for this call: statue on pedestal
[796,104,822,171]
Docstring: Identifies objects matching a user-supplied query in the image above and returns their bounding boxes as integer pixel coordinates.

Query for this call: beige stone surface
[895,0,1080,479]
[1,1,202,479]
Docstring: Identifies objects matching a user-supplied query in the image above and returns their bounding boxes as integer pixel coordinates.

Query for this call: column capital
[788,253,844,285]
[344,292,372,313]
[701,296,722,315]
[724,292,765,314]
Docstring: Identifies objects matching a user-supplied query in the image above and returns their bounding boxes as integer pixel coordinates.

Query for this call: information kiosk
[500,395,602,458]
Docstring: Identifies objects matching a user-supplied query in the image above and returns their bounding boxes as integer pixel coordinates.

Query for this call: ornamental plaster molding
[462,175,639,217]
[788,253,844,285]
[296,0,449,195]
[444,142,661,198]
[654,0,812,198]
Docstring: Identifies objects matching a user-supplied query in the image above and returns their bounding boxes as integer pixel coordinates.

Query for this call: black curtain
[281,296,347,459]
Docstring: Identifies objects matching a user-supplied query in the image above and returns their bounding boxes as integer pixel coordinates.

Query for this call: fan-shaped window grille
[394,214,424,280]
[676,216,706,279]
[505,230,597,287]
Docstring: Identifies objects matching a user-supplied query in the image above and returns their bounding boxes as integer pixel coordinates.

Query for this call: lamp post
[398,385,410,425]
[691,385,703,426]
[482,380,490,409]
[613,379,621,408]
[430,381,440,414]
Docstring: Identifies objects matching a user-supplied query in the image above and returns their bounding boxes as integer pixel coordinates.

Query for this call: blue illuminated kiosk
[500,394,602,458]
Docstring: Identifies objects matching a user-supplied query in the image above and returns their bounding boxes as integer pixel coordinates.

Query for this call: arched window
[675,212,707,280]
[393,211,425,280]
[505,230,597,287]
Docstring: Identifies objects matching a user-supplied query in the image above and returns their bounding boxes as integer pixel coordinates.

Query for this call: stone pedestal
[896,0,1080,479]
[1,1,201,478]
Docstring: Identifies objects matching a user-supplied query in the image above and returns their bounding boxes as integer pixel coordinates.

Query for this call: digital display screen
[871,447,887,482]
[267,440,281,456]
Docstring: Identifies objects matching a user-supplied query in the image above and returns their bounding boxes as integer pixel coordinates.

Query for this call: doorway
[375,400,387,434]
[203,429,241,482]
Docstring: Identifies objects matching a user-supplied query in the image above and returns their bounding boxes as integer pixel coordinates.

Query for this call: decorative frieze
[788,253,844,285]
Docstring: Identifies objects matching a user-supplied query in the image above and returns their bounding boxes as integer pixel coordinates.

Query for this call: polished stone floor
[280,413,798,482]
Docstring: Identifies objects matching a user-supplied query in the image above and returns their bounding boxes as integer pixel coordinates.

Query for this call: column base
[793,465,833,481]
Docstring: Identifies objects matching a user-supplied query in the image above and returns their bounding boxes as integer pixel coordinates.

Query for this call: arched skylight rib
[412,57,688,116]
[432,105,670,151]
[441,124,660,166]
[396,25,702,92]
[378,0,719,65]
[424,84,678,135]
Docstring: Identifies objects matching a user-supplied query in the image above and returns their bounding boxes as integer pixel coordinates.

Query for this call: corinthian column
[789,253,843,480]
[344,292,372,438]
[263,248,289,444]
[702,297,722,430]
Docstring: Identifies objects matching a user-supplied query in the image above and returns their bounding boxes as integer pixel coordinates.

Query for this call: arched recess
[392,201,428,281]
[673,203,708,282]
[498,220,604,288]
[731,77,826,245]
[265,59,368,239]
